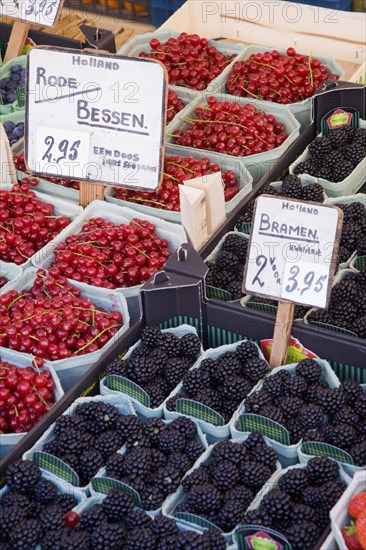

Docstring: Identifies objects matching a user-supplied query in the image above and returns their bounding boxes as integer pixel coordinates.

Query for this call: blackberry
[53,414,86,438]
[185,439,205,462]
[143,418,167,445]
[39,504,65,531]
[145,381,167,408]
[332,278,360,303]
[244,390,272,413]
[42,440,60,456]
[8,519,42,550]
[56,428,84,455]
[261,489,292,521]
[278,468,308,497]
[180,333,201,359]
[75,402,118,434]
[301,429,324,443]
[131,356,158,385]
[244,508,272,526]
[331,301,357,324]
[306,456,339,484]
[332,160,355,182]
[284,375,307,397]
[281,174,303,199]
[159,427,187,454]
[106,358,129,377]
[166,452,191,476]
[329,127,349,149]
[165,395,180,412]
[308,136,332,158]
[164,358,191,388]
[77,450,104,484]
[182,468,209,492]
[176,531,202,548]
[352,315,366,339]
[141,485,164,510]
[316,163,333,180]
[39,531,65,550]
[187,483,223,513]
[182,369,210,397]
[32,478,58,504]
[62,531,90,550]
[349,442,366,466]
[255,444,278,470]
[105,452,125,479]
[0,493,33,514]
[115,414,141,439]
[141,325,163,348]
[343,141,365,165]
[215,500,246,532]
[300,404,324,430]
[242,358,269,383]
[293,159,317,176]
[216,352,242,376]
[222,234,248,262]
[319,480,346,510]
[333,405,360,426]
[327,423,357,448]
[162,332,182,357]
[354,393,366,417]
[124,509,153,530]
[291,503,315,523]
[227,280,245,300]
[150,448,168,470]
[53,493,78,512]
[262,374,286,398]
[125,527,156,550]
[211,440,246,463]
[260,405,285,425]
[90,522,126,550]
[102,491,133,524]
[0,505,28,533]
[221,375,252,402]
[6,460,41,494]
[169,417,196,441]
[58,452,79,474]
[189,389,222,413]
[215,250,240,272]
[287,417,304,445]
[94,430,124,459]
[225,485,254,508]
[285,522,319,550]
[201,529,227,550]
[279,396,304,417]
[317,387,346,415]
[354,128,366,145]
[211,461,240,491]
[236,341,259,362]
[151,516,179,538]
[239,461,271,490]
[125,432,151,452]
[295,359,322,382]
[153,466,181,496]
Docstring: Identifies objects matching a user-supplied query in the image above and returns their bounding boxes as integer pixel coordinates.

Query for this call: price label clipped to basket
[25,46,168,195]
[243,195,343,368]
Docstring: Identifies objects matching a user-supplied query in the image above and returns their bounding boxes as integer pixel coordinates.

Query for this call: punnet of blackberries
[329,199,366,267]
[240,359,336,444]
[205,233,249,300]
[293,126,366,182]
[173,434,278,533]
[103,416,206,511]
[234,174,325,228]
[302,379,366,467]
[308,268,366,339]
[105,326,202,408]
[166,340,270,423]
[244,456,346,550]
[0,459,80,548]
[33,400,141,487]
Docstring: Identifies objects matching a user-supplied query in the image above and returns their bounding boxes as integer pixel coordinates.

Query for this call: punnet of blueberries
[0,64,25,105]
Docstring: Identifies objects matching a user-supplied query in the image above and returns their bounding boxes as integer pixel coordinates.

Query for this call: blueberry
[6,92,16,103]
[3,121,14,132]
[13,125,24,139]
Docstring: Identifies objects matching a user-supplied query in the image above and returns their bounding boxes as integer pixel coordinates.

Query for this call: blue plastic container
[293,0,352,10]
[150,0,186,27]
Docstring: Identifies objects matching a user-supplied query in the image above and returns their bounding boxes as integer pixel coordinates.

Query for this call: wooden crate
[159,0,366,83]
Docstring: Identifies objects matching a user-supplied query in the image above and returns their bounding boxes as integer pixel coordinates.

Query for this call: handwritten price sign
[243,195,343,309]
[0,0,63,27]
[25,47,168,190]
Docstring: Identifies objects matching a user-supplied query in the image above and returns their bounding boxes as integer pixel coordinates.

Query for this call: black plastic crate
[65,0,151,22]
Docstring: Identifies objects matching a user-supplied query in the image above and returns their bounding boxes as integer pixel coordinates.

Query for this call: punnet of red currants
[139,32,236,90]
[171,96,289,156]
[225,47,339,104]
[0,269,123,360]
[14,154,81,190]
[0,182,72,265]
[0,359,56,435]
[112,154,240,211]
[48,217,171,289]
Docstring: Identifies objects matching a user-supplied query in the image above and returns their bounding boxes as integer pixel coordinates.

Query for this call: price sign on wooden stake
[25,46,168,191]
[243,195,343,368]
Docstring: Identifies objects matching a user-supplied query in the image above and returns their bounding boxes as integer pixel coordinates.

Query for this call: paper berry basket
[90,416,208,518]
[100,324,204,419]
[166,93,301,184]
[163,339,268,443]
[104,145,253,223]
[22,394,135,495]
[329,470,366,550]
[215,45,344,131]
[0,347,64,460]
[31,200,186,322]
[0,55,26,116]
[230,360,341,467]
[162,433,282,545]
[1,267,130,391]
[0,260,22,292]
[0,183,83,269]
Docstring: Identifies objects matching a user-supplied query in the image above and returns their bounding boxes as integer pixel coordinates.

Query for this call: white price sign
[25,47,168,190]
[243,195,343,308]
[0,0,63,27]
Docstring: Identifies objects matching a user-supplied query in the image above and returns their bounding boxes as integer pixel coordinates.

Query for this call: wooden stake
[3,21,30,63]
[79,182,105,207]
[269,301,295,369]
